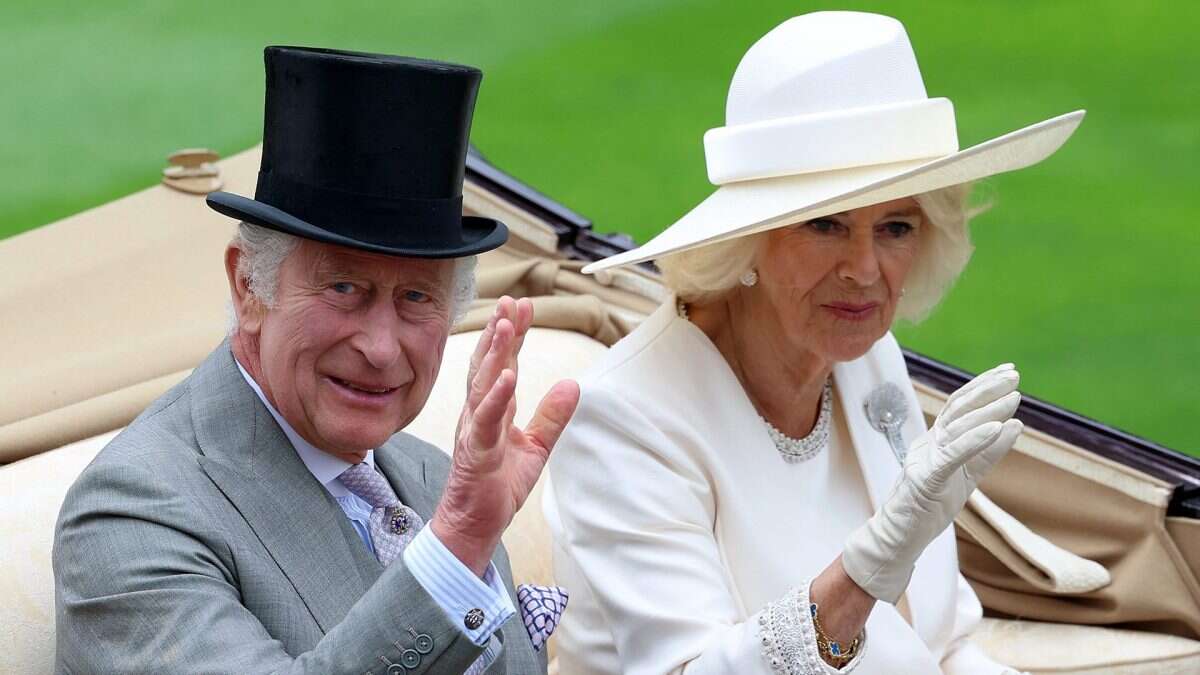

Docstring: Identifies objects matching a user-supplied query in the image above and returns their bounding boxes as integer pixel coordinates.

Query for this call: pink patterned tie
[337,462,424,566]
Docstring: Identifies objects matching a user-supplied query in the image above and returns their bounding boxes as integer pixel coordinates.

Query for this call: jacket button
[464,608,485,630]
[386,665,405,675]
[413,633,434,654]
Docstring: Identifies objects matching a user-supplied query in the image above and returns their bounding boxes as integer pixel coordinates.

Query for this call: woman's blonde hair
[658,183,983,323]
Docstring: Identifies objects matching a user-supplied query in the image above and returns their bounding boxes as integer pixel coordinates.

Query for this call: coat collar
[190,341,392,632]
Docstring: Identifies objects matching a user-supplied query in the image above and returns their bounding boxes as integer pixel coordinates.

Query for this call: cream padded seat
[3,327,1199,674]
[1,429,120,673]
[969,617,1200,674]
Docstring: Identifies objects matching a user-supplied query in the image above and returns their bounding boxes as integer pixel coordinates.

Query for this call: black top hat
[206,46,507,258]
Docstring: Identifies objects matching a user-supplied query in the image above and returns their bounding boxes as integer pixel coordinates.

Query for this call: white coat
[545,301,1010,674]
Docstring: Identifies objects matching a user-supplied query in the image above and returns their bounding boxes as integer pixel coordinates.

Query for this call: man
[53,47,578,674]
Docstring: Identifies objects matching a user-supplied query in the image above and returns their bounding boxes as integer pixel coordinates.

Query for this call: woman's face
[753,196,924,362]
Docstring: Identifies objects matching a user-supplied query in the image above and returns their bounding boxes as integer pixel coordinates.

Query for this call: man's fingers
[944,390,1021,439]
[514,297,533,334]
[504,392,519,430]
[963,418,1023,486]
[465,296,533,413]
[940,367,1019,429]
[491,295,530,365]
[465,312,498,393]
[495,295,517,332]
[523,379,581,455]
[467,318,514,410]
[507,298,534,375]
[470,369,517,449]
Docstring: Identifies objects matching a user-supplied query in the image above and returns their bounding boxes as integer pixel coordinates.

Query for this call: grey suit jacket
[53,342,545,675]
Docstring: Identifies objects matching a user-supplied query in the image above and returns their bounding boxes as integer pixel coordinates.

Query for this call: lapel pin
[864,382,909,464]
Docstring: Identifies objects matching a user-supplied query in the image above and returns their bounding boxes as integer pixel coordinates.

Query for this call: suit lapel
[190,343,374,634]
[374,441,435,521]
[832,337,958,652]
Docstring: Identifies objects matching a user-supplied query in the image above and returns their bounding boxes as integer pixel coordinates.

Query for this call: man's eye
[806,218,839,233]
[881,221,915,237]
[403,290,430,303]
[331,282,356,295]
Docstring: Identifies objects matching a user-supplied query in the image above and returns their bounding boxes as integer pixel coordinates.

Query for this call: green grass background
[1,1,1196,455]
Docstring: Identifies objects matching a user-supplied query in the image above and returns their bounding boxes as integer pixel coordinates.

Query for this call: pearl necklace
[676,298,832,463]
[759,379,832,463]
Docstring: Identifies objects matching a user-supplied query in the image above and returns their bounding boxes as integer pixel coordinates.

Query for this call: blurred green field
[1,1,1196,454]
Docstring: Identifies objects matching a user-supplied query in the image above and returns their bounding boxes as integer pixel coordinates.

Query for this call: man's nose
[352,299,404,370]
[837,234,882,287]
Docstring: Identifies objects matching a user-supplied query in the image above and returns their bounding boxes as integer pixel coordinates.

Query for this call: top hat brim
[207,191,508,259]
[583,110,1085,274]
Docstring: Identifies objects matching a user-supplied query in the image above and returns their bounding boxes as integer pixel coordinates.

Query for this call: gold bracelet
[810,602,862,668]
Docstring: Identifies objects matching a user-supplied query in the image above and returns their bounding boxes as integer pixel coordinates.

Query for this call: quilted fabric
[970,618,1200,674]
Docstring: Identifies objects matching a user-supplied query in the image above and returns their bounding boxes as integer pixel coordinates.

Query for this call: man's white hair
[227,223,477,332]
[233,222,298,309]
[657,183,982,324]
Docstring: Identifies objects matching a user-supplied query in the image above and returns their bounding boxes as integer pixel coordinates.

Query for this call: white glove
[843,363,1025,603]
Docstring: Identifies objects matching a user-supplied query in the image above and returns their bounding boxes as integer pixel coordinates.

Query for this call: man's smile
[325,375,404,405]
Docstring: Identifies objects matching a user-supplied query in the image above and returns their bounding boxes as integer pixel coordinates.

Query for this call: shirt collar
[234,358,374,498]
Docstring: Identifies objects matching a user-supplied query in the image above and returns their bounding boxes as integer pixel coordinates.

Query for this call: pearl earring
[739,269,759,287]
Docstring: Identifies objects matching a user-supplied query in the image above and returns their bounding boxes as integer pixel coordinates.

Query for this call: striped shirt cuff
[467,636,505,675]
[403,527,515,647]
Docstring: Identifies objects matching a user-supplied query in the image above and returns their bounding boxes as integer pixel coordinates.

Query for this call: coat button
[413,633,434,654]
[400,649,421,668]
[386,665,405,675]
[464,608,485,630]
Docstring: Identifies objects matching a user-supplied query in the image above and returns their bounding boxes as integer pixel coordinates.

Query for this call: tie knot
[338,462,400,510]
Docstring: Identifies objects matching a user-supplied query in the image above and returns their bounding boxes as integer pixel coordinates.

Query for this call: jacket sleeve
[53,459,485,675]
[548,384,860,675]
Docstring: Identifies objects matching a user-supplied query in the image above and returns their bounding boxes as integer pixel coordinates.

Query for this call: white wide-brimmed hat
[583,11,1085,274]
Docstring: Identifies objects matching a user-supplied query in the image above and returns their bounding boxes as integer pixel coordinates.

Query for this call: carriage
[2,147,1198,673]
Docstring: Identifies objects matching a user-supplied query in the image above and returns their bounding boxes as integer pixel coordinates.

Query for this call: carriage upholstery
[2,147,1199,673]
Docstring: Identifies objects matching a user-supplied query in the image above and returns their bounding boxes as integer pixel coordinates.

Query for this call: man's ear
[225,245,264,336]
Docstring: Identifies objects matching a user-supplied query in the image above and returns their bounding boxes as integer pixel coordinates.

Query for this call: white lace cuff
[758,579,866,674]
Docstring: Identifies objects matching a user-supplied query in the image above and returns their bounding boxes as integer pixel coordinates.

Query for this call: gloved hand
[843,363,1024,603]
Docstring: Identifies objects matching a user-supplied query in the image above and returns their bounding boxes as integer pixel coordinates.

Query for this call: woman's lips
[822,302,879,321]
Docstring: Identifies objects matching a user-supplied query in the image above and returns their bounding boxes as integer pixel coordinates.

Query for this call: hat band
[703,98,959,185]
[255,171,465,249]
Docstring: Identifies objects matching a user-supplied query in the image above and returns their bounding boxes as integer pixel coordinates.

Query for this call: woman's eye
[403,289,430,303]
[331,282,356,295]
[806,218,839,233]
[881,221,915,237]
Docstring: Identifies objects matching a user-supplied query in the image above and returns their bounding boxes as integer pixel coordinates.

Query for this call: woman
[544,11,1084,675]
